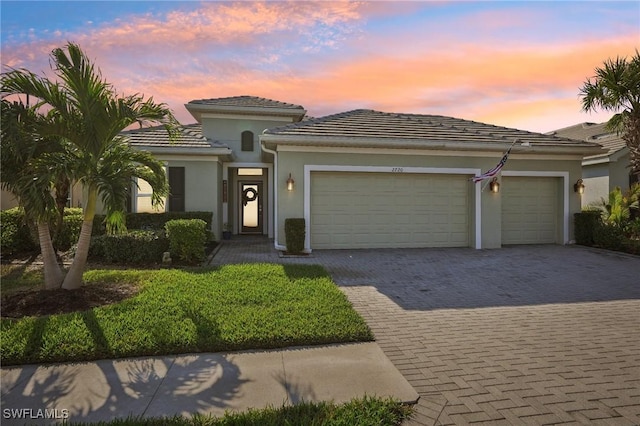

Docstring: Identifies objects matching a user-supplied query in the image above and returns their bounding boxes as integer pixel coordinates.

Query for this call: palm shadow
[1,306,248,424]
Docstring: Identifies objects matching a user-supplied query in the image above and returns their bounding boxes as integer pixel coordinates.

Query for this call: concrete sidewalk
[1,342,418,425]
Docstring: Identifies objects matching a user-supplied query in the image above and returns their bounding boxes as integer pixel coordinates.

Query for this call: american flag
[472,139,518,183]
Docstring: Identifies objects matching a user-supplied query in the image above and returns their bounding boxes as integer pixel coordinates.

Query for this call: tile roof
[549,122,626,158]
[188,95,305,111]
[263,109,599,151]
[122,124,229,150]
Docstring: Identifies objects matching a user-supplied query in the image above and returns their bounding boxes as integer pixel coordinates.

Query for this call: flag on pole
[472,139,518,183]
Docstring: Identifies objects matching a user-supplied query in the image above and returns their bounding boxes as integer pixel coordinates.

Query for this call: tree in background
[580,51,640,179]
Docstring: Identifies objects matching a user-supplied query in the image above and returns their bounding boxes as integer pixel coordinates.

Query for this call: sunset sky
[1,1,638,133]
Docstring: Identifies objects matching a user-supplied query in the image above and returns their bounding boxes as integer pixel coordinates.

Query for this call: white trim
[502,171,570,244]
[303,165,483,251]
[223,162,274,238]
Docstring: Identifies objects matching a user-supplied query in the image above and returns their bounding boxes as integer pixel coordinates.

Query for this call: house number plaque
[391,167,404,172]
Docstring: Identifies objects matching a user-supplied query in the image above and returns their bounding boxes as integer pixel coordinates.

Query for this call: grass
[1,263,373,365]
[67,396,412,426]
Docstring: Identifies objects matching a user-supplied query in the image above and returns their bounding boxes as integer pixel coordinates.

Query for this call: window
[134,166,167,213]
[168,167,185,212]
[241,131,254,151]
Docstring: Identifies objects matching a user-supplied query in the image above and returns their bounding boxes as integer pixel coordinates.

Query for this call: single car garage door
[311,172,469,249]
[501,176,559,244]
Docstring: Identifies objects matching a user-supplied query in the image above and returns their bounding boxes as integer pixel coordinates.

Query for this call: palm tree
[0,99,65,289]
[1,43,179,289]
[580,50,640,177]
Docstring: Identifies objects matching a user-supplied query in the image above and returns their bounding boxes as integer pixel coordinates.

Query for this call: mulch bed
[1,282,140,319]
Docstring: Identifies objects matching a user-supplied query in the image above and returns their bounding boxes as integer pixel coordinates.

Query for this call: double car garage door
[311,172,469,249]
[310,172,560,249]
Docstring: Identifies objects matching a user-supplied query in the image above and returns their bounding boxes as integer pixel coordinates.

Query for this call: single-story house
[124,96,602,251]
[549,122,635,208]
[2,95,604,250]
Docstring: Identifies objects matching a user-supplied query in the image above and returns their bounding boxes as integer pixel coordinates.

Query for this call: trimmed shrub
[89,230,169,264]
[593,221,627,252]
[165,219,207,264]
[92,211,212,234]
[55,209,84,251]
[285,218,306,254]
[0,208,37,254]
[574,211,601,246]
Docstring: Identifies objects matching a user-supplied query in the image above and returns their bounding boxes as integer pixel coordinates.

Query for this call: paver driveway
[212,242,640,425]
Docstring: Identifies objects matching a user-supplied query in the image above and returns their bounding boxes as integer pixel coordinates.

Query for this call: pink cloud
[2,1,636,133]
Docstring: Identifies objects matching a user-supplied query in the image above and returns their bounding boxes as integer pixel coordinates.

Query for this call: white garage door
[310,172,469,249]
[501,176,559,244]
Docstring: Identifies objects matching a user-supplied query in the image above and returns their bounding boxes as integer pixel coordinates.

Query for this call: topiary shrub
[165,219,207,264]
[285,218,305,254]
[89,230,169,264]
[574,211,601,246]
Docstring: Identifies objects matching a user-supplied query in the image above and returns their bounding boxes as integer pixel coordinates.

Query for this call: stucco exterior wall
[276,148,583,250]
[610,152,632,190]
[201,118,292,163]
[164,159,221,239]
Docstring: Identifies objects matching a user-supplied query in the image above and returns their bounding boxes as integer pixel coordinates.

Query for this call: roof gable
[185,95,307,122]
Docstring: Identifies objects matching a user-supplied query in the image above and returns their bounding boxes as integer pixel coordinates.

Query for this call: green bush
[165,219,207,263]
[0,208,37,254]
[285,218,305,254]
[574,211,601,246]
[92,211,212,235]
[89,231,169,265]
[593,221,627,252]
[55,209,84,251]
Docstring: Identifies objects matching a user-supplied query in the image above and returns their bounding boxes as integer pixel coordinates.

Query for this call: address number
[391,167,404,172]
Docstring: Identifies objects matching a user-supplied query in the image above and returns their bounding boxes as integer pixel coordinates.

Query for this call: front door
[240,182,263,234]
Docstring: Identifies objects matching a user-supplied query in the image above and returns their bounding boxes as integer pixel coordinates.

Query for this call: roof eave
[132,145,233,156]
[260,134,605,156]
[185,103,306,122]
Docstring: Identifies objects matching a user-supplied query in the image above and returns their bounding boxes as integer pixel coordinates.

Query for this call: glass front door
[241,182,263,234]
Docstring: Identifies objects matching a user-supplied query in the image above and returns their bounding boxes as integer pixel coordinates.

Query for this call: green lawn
[1,264,373,365]
[68,396,412,426]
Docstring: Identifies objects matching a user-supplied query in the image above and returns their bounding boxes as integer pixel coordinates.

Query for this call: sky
[1,1,638,133]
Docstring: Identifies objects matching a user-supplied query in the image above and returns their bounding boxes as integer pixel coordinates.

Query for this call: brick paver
[210,239,640,425]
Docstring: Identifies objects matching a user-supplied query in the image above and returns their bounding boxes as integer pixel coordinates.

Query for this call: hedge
[573,211,601,246]
[1,209,213,254]
[285,218,306,254]
[0,208,37,254]
[165,219,207,264]
[89,230,169,265]
[575,210,640,255]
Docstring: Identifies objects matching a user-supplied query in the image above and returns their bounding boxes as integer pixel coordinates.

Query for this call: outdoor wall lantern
[286,173,295,191]
[489,177,500,193]
[574,179,585,194]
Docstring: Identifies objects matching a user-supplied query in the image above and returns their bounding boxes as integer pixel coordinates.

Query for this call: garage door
[501,176,559,244]
[310,172,469,249]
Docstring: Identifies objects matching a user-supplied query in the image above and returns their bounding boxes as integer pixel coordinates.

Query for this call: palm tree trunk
[37,221,64,289]
[61,187,96,290]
